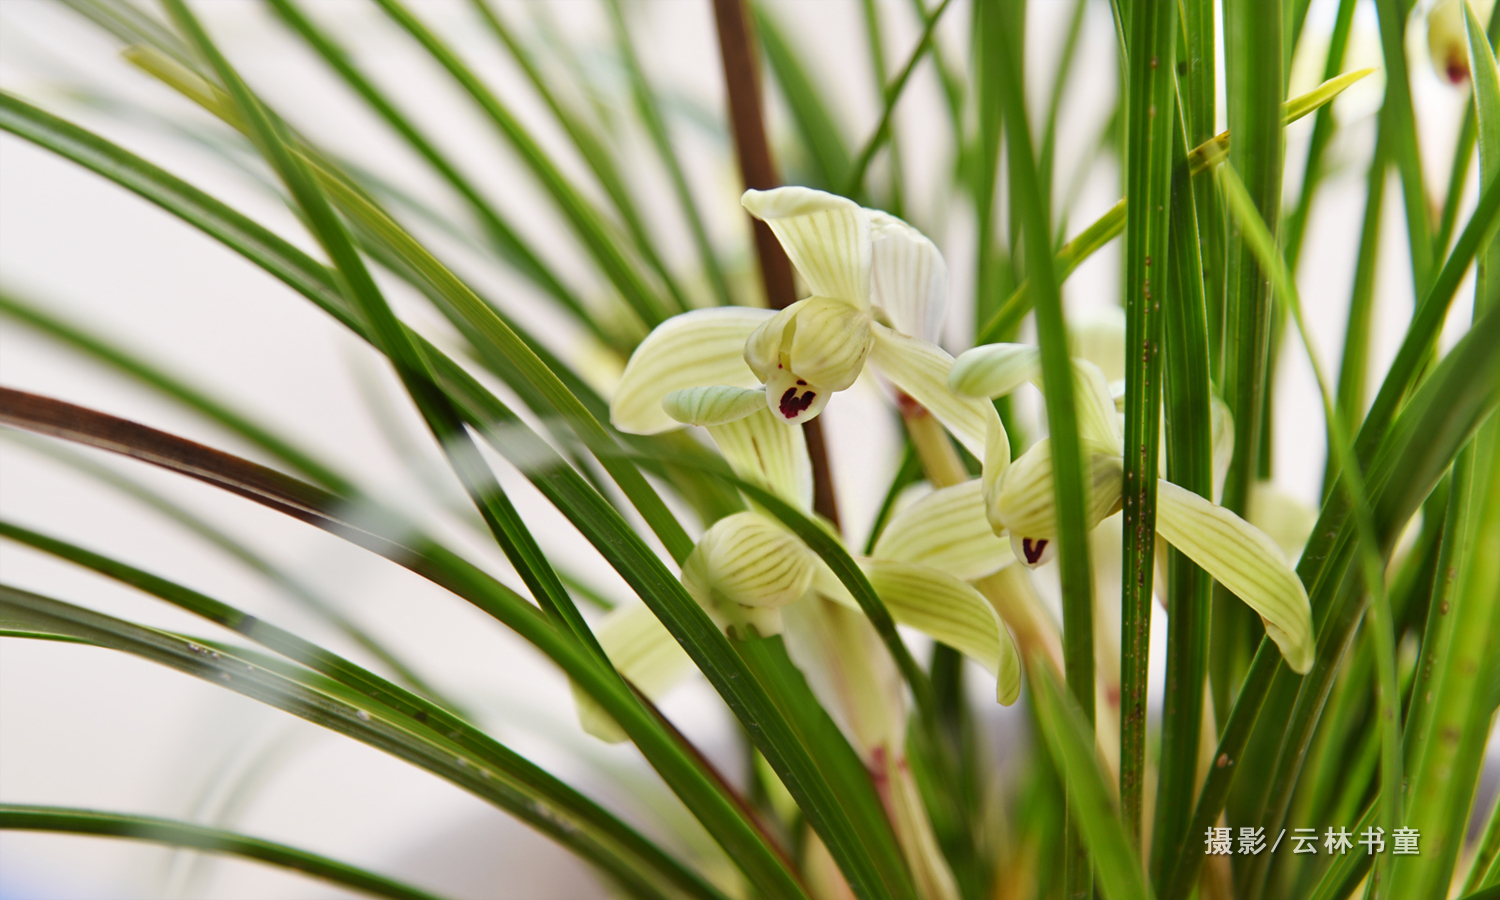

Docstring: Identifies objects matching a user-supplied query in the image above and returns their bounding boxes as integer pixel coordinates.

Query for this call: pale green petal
[873,480,1014,580]
[1067,359,1123,453]
[611,307,773,434]
[949,343,1039,399]
[573,602,695,742]
[861,560,1022,705]
[950,346,1117,451]
[745,296,873,424]
[982,417,1011,509]
[663,385,763,426]
[707,408,813,512]
[1211,395,1235,502]
[1248,481,1317,562]
[744,299,804,382]
[1069,306,1127,383]
[814,560,1022,704]
[1156,479,1314,673]
[867,209,946,341]
[870,325,1001,460]
[885,752,961,900]
[742,187,871,308]
[782,596,904,753]
[785,297,874,392]
[994,439,1125,566]
[681,512,816,636]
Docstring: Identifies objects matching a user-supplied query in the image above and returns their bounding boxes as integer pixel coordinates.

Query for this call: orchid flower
[609,187,996,466]
[578,401,1020,900]
[577,401,1022,743]
[947,342,1316,673]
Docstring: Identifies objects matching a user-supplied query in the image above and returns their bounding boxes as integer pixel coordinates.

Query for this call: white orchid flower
[948,342,1316,674]
[576,394,1021,738]
[579,398,1019,900]
[609,187,997,462]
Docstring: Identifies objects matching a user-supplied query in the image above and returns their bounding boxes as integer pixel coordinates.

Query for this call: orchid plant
[2,2,1499,900]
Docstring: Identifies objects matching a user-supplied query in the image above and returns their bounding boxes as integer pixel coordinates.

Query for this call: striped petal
[663,385,763,426]
[742,187,871,308]
[573,602,694,742]
[611,307,773,434]
[868,209,946,341]
[707,408,814,513]
[744,296,874,424]
[993,439,1126,566]
[870,325,1001,460]
[828,559,1022,705]
[1156,479,1314,673]
[949,343,1039,399]
[873,479,1014,581]
[1068,306,1127,383]
[681,512,816,637]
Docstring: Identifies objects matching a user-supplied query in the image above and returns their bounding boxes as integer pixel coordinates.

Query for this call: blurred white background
[0,1,1491,898]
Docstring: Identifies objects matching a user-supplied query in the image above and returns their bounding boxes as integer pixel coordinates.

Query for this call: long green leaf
[0,587,696,900]
[1162,297,1500,898]
[1387,8,1500,895]
[0,94,905,900]
[1373,0,1435,293]
[1219,163,1399,900]
[0,803,450,900]
[371,0,670,327]
[986,4,1095,893]
[1149,101,1215,894]
[605,0,733,308]
[469,0,691,315]
[841,0,954,199]
[1118,0,1176,844]
[151,9,814,898]
[751,2,851,188]
[0,524,725,900]
[1030,663,1154,900]
[259,0,606,346]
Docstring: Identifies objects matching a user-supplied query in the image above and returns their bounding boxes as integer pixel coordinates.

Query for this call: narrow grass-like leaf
[1029,663,1154,900]
[0,386,823,900]
[371,0,671,327]
[1386,9,1500,895]
[0,803,450,900]
[1219,163,1399,900]
[1161,299,1500,898]
[1214,0,1284,734]
[1118,0,1176,843]
[470,0,690,315]
[605,0,733,308]
[972,64,1363,350]
[751,3,850,189]
[0,291,352,493]
[1283,0,1358,271]
[1303,803,1378,900]
[1373,0,1434,292]
[260,0,607,346]
[151,9,818,895]
[0,98,894,900]
[1149,105,1215,893]
[0,594,692,900]
[1323,130,1388,497]
[0,431,443,701]
[0,523,726,900]
[985,3,1095,892]
[841,0,953,200]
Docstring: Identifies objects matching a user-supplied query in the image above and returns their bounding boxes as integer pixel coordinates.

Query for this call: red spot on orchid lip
[1022,538,1049,564]
[1447,62,1470,84]
[779,387,816,418]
